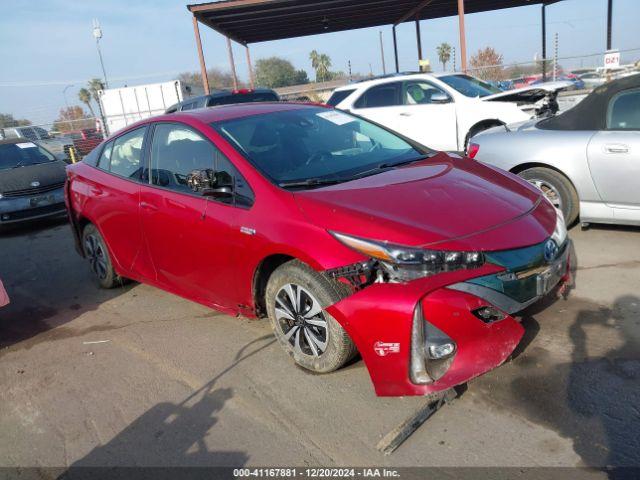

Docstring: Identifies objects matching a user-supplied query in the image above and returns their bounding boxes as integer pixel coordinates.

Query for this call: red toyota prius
[65,103,569,396]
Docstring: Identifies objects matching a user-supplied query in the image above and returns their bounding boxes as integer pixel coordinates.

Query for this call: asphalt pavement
[0,218,638,474]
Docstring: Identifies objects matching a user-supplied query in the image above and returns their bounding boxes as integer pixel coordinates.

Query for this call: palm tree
[78,88,96,118]
[437,43,452,71]
[309,50,332,83]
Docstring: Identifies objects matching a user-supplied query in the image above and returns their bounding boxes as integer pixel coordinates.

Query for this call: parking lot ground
[0,219,639,471]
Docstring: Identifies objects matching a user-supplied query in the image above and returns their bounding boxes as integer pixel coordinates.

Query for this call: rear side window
[326,89,355,107]
[207,92,278,106]
[354,82,402,108]
[607,88,640,130]
[106,127,146,179]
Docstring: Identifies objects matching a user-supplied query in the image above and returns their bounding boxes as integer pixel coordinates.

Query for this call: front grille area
[0,203,66,222]
[2,182,65,198]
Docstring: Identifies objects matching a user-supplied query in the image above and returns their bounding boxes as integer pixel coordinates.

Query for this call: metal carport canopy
[187,0,561,45]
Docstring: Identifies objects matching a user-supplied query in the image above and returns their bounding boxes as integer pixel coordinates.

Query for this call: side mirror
[431,92,451,104]
[187,169,234,199]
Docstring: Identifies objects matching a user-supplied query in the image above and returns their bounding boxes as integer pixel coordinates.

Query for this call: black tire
[265,260,357,373]
[82,224,121,289]
[519,167,579,225]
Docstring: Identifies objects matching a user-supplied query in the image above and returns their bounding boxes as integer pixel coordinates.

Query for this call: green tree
[78,88,96,118]
[0,113,31,129]
[436,43,452,71]
[178,67,240,91]
[255,57,307,88]
[309,50,332,82]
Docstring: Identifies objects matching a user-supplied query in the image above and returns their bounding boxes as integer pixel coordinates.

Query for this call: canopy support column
[415,17,423,61]
[192,16,210,95]
[393,25,399,73]
[245,45,255,89]
[457,0,467,72]
[226,37,239,90]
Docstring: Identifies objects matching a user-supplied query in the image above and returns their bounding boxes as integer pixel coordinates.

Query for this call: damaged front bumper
[326,244,570,397]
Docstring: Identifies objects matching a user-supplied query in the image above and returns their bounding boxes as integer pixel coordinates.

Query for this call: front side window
[403,81,450,105]
[354,82,403,108]
[108,127,146,179]
[212,107,428,187]
[0,142,56,170]
[607,88,640,130]
[150,123,253,205]
[438,74,501,98]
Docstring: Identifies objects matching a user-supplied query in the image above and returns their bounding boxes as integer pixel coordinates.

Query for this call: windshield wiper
[351,155,432,180]
[279,178,345,189]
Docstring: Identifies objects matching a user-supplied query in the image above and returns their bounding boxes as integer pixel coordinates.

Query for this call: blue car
[0,138,67,227]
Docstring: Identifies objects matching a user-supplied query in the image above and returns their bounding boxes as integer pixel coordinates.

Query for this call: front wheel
[265,260,357,373]
[82,224,121,289]
[519,167,579,225]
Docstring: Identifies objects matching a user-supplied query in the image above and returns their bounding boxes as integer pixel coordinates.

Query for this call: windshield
[0,142,56,170]
[439,74,502,98]
[212,107,428,188]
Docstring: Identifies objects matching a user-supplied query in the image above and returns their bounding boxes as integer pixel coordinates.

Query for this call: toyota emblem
[544,239,559,263]
[30,181,40,187]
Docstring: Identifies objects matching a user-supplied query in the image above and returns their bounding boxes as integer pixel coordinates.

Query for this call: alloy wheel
[528,179,563,211]
[274,283,328,357]
[84,234,108,280]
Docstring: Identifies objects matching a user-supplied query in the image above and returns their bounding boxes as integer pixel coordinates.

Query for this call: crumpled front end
[325,237,570,397]
[326,264,525,396]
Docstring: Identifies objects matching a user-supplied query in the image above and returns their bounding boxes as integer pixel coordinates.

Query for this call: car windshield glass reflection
[212,107,428,188]
[0,143,56,170]
[439,74,501,98]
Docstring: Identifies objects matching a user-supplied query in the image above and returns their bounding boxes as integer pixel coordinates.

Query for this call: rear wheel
[265,260,357,373]
[82,224,121,289]
[519,167,579,225]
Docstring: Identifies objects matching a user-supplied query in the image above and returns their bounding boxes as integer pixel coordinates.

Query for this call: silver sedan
[468,74,640,226]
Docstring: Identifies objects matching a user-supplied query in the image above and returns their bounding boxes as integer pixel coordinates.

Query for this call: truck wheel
[82,224,121,289]
[265,260,357,373]
[519,167,579,225]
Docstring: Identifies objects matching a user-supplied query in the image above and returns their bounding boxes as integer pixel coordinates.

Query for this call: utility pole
[379,31,386,75]
[226,37,239,90]
[92,20,109,89]
[348,60,352,81]
[453,46,457,72]
[553,33,559,81]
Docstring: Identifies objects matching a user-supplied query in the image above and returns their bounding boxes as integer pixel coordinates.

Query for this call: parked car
[0,126,75,162]
[468,74,640,227]
[66,103,569,397]
[327,73,569,152]
[533,75,585,91]
[63,128,103,156]
[0,278,8,308]
[579,72,607,89]
[0,139,67,227]
[165,88,280,113]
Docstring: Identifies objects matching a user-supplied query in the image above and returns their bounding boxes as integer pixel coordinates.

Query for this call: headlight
[331,232,484,282]
[550,207,567,247]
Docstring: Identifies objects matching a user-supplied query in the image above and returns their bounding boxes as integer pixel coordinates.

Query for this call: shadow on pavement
[60,336,277,474]
[0,220,132,354]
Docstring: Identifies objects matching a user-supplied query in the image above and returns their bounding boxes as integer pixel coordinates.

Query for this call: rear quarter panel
[472,128,601,203]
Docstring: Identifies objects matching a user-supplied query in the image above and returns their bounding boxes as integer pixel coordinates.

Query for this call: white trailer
[99,81,198,135]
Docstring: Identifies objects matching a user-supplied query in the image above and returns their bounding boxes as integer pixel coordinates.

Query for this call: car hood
[481,81,573,104]
[294,153,555,251]
[0,160,67,193]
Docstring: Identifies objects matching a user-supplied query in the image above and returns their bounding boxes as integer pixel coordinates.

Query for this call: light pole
[63,84,73,109]
[93,19,109,89]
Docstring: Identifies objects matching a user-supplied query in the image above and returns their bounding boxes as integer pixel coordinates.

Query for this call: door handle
[604,143,629,154]
[399,112,412,117]
[140,201,158,211]
[89,186,103,195]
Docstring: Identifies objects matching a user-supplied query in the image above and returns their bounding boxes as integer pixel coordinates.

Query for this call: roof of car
[334,71,459,91]
[153,102,329,126]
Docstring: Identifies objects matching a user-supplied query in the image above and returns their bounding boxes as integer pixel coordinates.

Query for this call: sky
[1,0,638,125]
